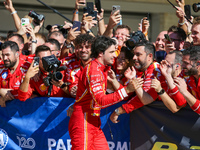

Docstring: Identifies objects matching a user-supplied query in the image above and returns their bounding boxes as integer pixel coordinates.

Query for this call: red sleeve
[122,88,158,113]
[18,86,33,101]
[87,64,128,108]
[168,86,187,107]
[190,100,200,115]
[10,90,19,99]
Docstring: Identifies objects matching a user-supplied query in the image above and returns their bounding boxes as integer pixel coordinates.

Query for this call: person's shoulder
[20,61,31,71]
[60,53,77,66]
[0,64,6,74]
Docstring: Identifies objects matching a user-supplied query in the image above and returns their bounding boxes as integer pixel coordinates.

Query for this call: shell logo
[39,84,47,92]
[2,81,6,87]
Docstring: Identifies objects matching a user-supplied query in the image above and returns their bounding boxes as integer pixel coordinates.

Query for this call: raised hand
[124,66,136,80]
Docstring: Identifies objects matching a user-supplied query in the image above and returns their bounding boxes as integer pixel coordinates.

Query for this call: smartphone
[184,5,191,19]
[95,0,102,13]
[164,34,172,43]
[112,5,120,14]
[21,18,29,26]
[87,2,94,15]
[72,21,81,31]
[33,57,40,67]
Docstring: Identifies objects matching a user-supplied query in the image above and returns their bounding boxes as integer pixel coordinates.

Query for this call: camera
[193,3,200,12]
[42,55,66,87]
[28,10,45,25]
[126,31,146,50]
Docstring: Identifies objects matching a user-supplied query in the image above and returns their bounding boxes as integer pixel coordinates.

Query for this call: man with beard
[0,41,30,107]
[110,41,165,122]
[66,34,95,98]
[174,46,200,114]
[151,50,187,113]
[18,45,70,101]
[66,34,95,117]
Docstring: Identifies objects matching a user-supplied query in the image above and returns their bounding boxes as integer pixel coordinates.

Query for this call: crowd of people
[1,0,200,149]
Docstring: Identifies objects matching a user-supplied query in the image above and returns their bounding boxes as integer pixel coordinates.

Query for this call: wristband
[115,108,120,116]
[178,19,186,26]
[98,18,104,22]
[86,29,92,34]
[73,9,79,14]
[32,40,37,43]
[11,11,17,15]
[60,83,67,89]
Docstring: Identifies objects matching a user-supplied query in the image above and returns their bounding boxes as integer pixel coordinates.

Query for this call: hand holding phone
[95,0,102,13]
[72,21,81,31]
[33,57,40,67]
[21,18,29,26]
[164,34,172,43]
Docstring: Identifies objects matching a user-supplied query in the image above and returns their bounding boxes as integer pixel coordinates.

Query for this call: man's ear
[148,53,153,61]
[98,52,103,57]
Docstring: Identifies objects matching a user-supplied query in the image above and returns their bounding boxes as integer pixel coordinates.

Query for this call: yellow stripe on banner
[84,112,88,150]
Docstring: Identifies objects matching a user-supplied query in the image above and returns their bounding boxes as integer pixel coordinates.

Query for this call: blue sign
[0,97,130,150]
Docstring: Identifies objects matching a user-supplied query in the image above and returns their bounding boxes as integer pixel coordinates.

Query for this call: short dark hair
[168,50,183,65]
[7,33,24,44]
[46,39,61,51]
[74,34,95,47]
[120,46,134,61]
[189,46,200,63]
[167,25,186,41]
[1,41,19,52]
[193,16,200,26]
[35,45,51,56]
[134,41,155,60]
[115,25,131,35]
[91,36,116,58]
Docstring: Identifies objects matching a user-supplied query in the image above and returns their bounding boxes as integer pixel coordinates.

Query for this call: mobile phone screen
[33,57,40,67]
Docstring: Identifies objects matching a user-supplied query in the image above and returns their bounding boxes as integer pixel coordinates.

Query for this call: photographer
[18,45,70,101]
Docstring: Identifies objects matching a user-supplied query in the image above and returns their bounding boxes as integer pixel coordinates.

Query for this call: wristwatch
[115,108,120,116]
[86,29,92,34]
[60,83,67,89]
[157,89,165,95]
[32,40,37,43]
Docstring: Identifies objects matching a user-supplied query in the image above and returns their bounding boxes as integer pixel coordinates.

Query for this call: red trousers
[69,108,109,150]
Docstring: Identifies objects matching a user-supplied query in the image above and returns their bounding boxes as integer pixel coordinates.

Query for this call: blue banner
[0,97,130,150]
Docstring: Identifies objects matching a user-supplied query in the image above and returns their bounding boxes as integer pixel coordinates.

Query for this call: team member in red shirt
[66,34,95,98]
[68,36,138,150]
[18,45,70,101]
[7,33,34,63]
[0,41,30,107]
[174,46,200,114]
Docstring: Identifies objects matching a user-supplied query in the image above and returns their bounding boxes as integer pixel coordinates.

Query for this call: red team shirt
[18,70,69,101]
[0,60,30,100]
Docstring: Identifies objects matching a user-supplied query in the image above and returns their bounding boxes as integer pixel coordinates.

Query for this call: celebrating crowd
[1,0,200,149]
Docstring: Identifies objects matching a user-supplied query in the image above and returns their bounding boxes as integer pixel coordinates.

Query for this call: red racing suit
[18,70,69,101]
[65,59,82,94]
[68,59,128,150]
[60,53,77,66]
[0,60,30,99]
[122,62,187,113]
[185,75,200,114]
